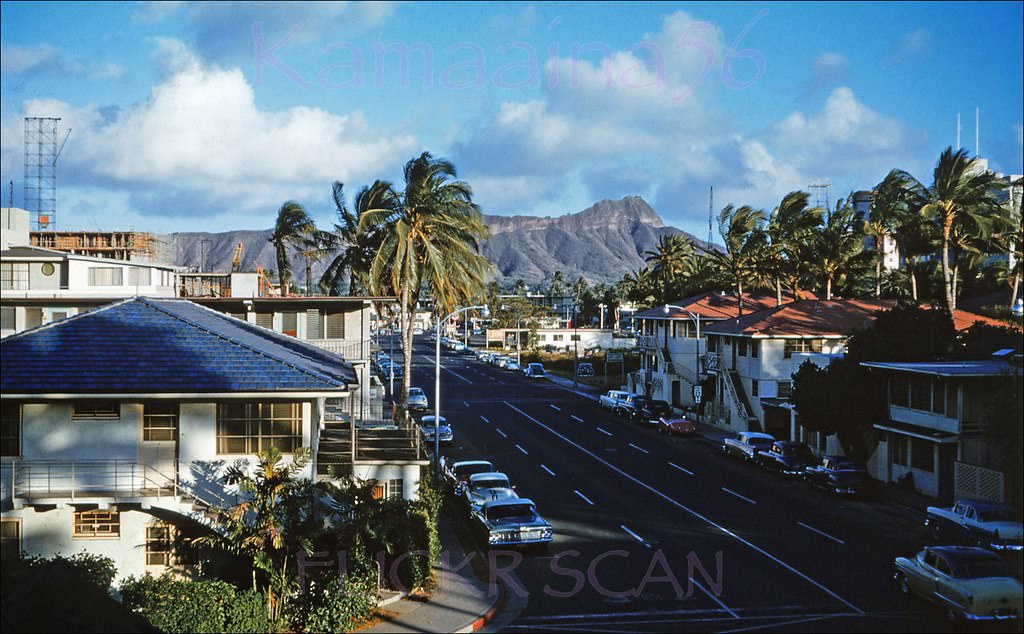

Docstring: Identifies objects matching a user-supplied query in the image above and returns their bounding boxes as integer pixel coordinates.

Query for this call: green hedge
[120,574,270,633]
[286,571,379,633]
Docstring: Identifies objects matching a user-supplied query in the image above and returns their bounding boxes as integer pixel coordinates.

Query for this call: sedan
[658,417,696,437]
[463,472,518,513]
[505,360,521,372]
[419,415,453,444]
[406,387,429,412]
[442,459,495,495]
[894,546,1022,623]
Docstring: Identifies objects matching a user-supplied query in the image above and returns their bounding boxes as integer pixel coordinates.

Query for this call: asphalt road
[382,334,1019,633]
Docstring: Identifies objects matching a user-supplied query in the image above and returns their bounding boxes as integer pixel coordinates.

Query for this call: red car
[658,417,696,437]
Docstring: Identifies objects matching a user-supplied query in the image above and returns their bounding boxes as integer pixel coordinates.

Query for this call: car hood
[487,516,551,530]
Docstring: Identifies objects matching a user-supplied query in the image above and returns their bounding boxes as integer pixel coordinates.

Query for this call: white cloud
[0,43,58,73]
[886,28,931,66]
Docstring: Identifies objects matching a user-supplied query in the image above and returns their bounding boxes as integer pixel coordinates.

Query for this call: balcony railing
[308,338,370,360]
[5,459,178,503]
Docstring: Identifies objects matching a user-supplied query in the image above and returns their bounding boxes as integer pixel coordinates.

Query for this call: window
[255,313,274,329]
[72,401,120,420]
[910,376,931,411]
[1,263,29,290]
[306,309,323,339]
[325,312,345,339]
[371,479,403,500]
[932,381,946,415]
[552,334,564,342]
[282,312,298,337]
[88,267,123,286]
[1,519,20,561]
[891,374,909,407]
[127,267,151,286]
[217,402,302,454]
[571,334,580,341]
[892,434,908,466]
[911,438,934,471]
[1,401,20,457]
[783,338,823,358]
[750,341,759,358]
[537,334,546,342]
[73,510,120,538]
[751,380,759,397]
[776,381,792,398]
[738,340,747,357]
[145,522,172,566]
[707,336,718,353]
[1,306,14,331]
[143,403,178,442]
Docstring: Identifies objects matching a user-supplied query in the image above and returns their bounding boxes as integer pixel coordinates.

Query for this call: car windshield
[455,463,493,478]
[472,478,509,490]
[648,401,670,413]
[977,508,1018,522]
[409,388,424,396]
[782,445,812,457]
[488,505,535,521]
[751,438,773,449]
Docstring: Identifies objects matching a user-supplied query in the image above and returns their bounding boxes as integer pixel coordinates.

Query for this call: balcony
[3,459,178,505]
[308,338,370,361]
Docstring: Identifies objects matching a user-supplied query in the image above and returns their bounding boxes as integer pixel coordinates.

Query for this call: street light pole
[435,304,489,476]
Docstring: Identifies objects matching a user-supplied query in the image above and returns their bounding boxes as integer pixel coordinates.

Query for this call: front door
[140,403,179,489]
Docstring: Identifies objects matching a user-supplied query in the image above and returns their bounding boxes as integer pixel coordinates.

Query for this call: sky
[1,1,1022,240]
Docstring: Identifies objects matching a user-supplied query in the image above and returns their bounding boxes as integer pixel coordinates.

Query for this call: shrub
[121,574,270,633]
[287,571,378,633]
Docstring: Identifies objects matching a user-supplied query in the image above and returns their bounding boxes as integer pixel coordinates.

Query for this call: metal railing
[307,338,370,360]
[8,459,178,503]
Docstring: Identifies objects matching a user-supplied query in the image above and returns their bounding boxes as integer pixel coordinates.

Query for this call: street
[383,333,1017,633]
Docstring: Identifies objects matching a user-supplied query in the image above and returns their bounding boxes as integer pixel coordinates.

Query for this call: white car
[523,363,546,378]
[463,472,518,513]
[407,387,429,412]
[505,359,521,372]
[419,415,453,444]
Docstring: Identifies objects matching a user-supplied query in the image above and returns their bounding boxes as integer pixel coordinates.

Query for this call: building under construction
[30,230,170,264]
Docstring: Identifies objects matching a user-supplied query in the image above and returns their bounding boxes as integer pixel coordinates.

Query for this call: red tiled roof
[950,309,1020,331]
[703,299,898,337]
[634,290,819,320]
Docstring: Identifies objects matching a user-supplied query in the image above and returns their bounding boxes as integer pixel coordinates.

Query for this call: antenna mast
[707,186,713,247]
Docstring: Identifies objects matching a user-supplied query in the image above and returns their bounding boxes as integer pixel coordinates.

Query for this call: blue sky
[2,1,1021,239]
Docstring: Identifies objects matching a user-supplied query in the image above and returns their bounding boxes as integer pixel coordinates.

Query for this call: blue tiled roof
[1,297,357,394]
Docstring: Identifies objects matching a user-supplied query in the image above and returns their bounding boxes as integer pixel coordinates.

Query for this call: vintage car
[804,455,870,496]
[658,417,696,437]
[721,432,774,461]
[576,362,595,377]
[599,390,635,415]
[523,362,546,378]
[418,415,453,444]
[628,398,672,425]
[894,546,1022,623]
[505,359,521,372]
[756,441,816,476]
[470,498,553,550]
[442,459,495,495]
[926,499,1023,552]
[463,472,518,513]
[406,387,429,412]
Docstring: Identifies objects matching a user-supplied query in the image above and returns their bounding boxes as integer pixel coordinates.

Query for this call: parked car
[442,459,495,495]
[658,417,696,437]
[756,441,816,476]
[494,356,511,368]
[721,431,774,461]
[505,359,521,372]
[462,472,518,513]
[470,498,553,550]
[629,398,672,425]
[893,546,1022,623]
[523,363,546,378]
[419,415,453,444]
[599,390,635,415]
[406,387,429,412]
[804,455,871,496]
[926,499,1023,552]
[476,351,492,363]
[576,362,595,377]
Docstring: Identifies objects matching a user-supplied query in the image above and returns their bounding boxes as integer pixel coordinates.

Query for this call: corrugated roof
[703,299,897,337]
[1,297,356,395]
[861,359,1022,377]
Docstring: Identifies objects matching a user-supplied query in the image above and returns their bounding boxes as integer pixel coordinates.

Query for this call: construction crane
[231,242,244,272]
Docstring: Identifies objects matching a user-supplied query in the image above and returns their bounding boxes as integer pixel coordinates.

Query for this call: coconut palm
[319,182,387,296]
[359,152,491,414]
[901,147,1006,310]
[643,233,698,304]
[702,205,766,316]
[548,271,566,297]
[269,201,319,297]
[763,191,823,305]
[813,197,873,300]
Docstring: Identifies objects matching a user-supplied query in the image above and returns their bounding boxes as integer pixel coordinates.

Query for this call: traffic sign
[692,385,703,403]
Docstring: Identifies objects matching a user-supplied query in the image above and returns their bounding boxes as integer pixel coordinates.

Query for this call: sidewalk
[363,506,509,634]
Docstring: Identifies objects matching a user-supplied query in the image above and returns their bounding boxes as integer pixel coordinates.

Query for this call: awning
[874,421,959,443]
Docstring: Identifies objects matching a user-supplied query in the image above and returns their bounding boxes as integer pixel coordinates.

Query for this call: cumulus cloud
[802,52,849,101]
[1,40,418,225]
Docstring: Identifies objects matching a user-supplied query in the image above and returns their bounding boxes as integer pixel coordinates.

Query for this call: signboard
[692,385,703,404]
[606,352,624,363]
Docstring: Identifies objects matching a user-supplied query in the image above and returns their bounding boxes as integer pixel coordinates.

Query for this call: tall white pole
[434,315,443,477]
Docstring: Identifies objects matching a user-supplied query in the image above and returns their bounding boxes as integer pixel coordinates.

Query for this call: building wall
[352,463,423,501]
[1,208,31,248]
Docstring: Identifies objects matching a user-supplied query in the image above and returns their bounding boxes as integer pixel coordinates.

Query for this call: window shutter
[326,312,345,339]
[306,309,323,339]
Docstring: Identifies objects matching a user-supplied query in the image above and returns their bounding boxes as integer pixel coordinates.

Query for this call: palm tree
[761,191,823,305]
[359,152,491,414]
[643,234,698,304]
[902,147,1006,310]
[813,197,873,300]
[269,201,318,297]
[702,205,766,316]
[319,182,386,296]
[548,270,566,297]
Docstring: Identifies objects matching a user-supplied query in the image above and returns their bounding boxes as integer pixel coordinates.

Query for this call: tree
[902,147,1006,310]
[643,234,699,304]
[319,182,385,296]
[359,152,492,415]
[813,196,872,300]
[548,270,566,297]
[763,191,822,305]
[702,205,766,316]
[269,201,320,297]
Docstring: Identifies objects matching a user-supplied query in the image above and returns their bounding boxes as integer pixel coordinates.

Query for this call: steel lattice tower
[24,117,60,230]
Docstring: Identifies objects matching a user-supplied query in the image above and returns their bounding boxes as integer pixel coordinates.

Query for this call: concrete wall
[352,463,423,500]
[1,207,31,248]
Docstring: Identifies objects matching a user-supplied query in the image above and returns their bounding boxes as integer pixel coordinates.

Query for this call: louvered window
[326,312,345,339]
[306,309,323,339]
[255,313,274,329]
[282,312,298,336]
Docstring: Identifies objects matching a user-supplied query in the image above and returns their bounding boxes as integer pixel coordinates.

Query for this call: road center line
[721,487,758,505]
[540,464,556,476]
[668,462,695,475]
[798,521,846,545]
[689,576,738,619]
[550,404,562,411]
[620,524,651,548]
[501,401,862,614]
[480,416,490,423]
[515,444,529,455]
[596,427,612,436]
[628,443,649,454]
[419,355,473,383]
[574,490,595,506]
[495,428,507,438]
[570,415,584,422]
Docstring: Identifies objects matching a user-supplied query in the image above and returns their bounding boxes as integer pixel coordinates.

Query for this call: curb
[455,578,508,633]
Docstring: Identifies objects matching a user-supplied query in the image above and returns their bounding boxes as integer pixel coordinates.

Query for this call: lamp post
[435,304,489,476]
[501,304,523,365]
[664,304,702,421]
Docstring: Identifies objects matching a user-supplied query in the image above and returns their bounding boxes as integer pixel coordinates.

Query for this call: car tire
[895,572,910,596]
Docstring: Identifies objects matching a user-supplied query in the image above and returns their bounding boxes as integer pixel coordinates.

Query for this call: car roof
[743,432,774,439]
[468,472,510,482]
[452,460,494,469]
[958,499,1013,510]
[409,387,424,394]
[483,498,535,509]
[929,546,1004,563]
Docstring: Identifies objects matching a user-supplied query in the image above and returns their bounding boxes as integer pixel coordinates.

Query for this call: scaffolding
[24,117,61,231]
[30,230,169,263]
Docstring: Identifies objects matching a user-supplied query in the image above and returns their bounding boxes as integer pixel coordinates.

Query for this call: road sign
[692,385,703,403]
[606,352,624,362]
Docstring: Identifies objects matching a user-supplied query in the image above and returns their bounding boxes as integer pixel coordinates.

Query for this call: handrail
[11,459,179,502]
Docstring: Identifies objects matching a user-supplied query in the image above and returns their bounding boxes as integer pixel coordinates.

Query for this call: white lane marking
[515,444,529,455]
[540,464,556,476]
[719,614,843,633]
[669,462,695,476]
[619,524,651,549]
[570,415,584,422]
[495,428,507,438]
[574,490,595,506]
[596,427,612,436]
[690,576,739,619]
[798,521,846,545]
[502,402,863,614]
[420,355,473,383]
[721,487,758,505]
[628,443,649,454]
[463,401,469,407]
[480,416,490,423]
[550,404,561,411]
